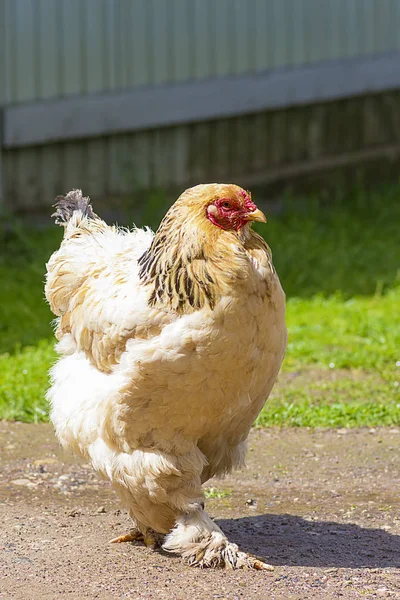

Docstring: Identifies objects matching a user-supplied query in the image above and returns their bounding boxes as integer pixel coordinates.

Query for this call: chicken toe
[110,529,144,544]
[110,527,162,549]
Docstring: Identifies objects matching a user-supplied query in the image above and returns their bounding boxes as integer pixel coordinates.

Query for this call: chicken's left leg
[163,506,273,570]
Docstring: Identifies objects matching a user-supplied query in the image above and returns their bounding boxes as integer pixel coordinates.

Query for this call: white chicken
[45,184,287,569]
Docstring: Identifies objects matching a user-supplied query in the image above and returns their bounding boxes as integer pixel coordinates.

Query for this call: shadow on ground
[219,514,400,569]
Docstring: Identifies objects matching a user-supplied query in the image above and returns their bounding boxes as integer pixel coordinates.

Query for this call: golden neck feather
[138,203,269,314]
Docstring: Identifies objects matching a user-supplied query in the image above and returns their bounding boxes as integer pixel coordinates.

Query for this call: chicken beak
[245,208,267,223]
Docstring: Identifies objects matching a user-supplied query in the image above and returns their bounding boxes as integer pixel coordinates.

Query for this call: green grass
[0,183,399,426]
[204,487,233,499]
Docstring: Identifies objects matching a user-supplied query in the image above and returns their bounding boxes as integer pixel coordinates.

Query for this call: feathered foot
[163,510,273,570]
[181,531,273,570]
[110,528,161,549]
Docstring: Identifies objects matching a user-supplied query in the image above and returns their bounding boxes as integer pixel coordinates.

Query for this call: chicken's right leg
[110,510,162,549]
[110,527,161,549]
[110,528,144,544]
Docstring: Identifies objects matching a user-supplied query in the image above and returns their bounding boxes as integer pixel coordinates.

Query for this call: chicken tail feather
[51,189,98,226]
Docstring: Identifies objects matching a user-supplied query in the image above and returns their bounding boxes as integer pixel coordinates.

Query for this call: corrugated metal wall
[2,0,400,209]
[3,0,400,103]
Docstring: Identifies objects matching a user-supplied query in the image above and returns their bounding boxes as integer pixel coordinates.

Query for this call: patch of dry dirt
[0,423,399,599]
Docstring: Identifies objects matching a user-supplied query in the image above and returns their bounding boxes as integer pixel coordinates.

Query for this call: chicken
[45,184,287,569]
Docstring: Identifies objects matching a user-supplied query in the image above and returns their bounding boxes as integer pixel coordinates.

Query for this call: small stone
[34,458,59,466]
[245,498,256,506]
[324,568,338,573]
[67,509,81,518]
[11,479,34,487]
[97,506,107,514]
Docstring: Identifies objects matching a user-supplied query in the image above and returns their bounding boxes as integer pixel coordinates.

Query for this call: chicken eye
[222,201,231,208]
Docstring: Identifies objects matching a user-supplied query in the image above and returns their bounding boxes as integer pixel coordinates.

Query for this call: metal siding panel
[389,0,399,51]
[326,0,344,60]
[14,0,36,102]
[112,0,124,88]
[288,0,306,65]
[102,0,117,90]
[84,0,106,93]
[2,0,13,104]
[254,0,268,72]
[303,0,326,63]
[214,0,233,76]
[358,0,370,55]
[130,0,151,86]
[118,0,130,89]
[396,0,400,51]
[8,51,400,148]
[272,0,288,67]
[150,0,172,84]
[0,0,6,105]
[232,0,251,74]
[192,0,213,79]
[59,0,84,95]
[373,0,384,54]
[264,0,277,69]
[246,2,258,71]
[376,0,396,53]
[362,0,377,54]
[171,0,191,81]
[37,0,59,99]
[344,0,360,58]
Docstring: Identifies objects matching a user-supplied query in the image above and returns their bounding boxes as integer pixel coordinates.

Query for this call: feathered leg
[163,507,273,570]
[101,444,270,569]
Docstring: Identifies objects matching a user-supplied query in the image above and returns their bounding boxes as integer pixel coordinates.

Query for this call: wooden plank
[0,145,3,207]
[4,51,400,149]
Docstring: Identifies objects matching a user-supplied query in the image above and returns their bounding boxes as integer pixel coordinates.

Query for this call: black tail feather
[51,189,97,226]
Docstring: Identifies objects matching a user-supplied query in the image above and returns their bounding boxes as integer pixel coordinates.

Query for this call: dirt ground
[0,423,399,600]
